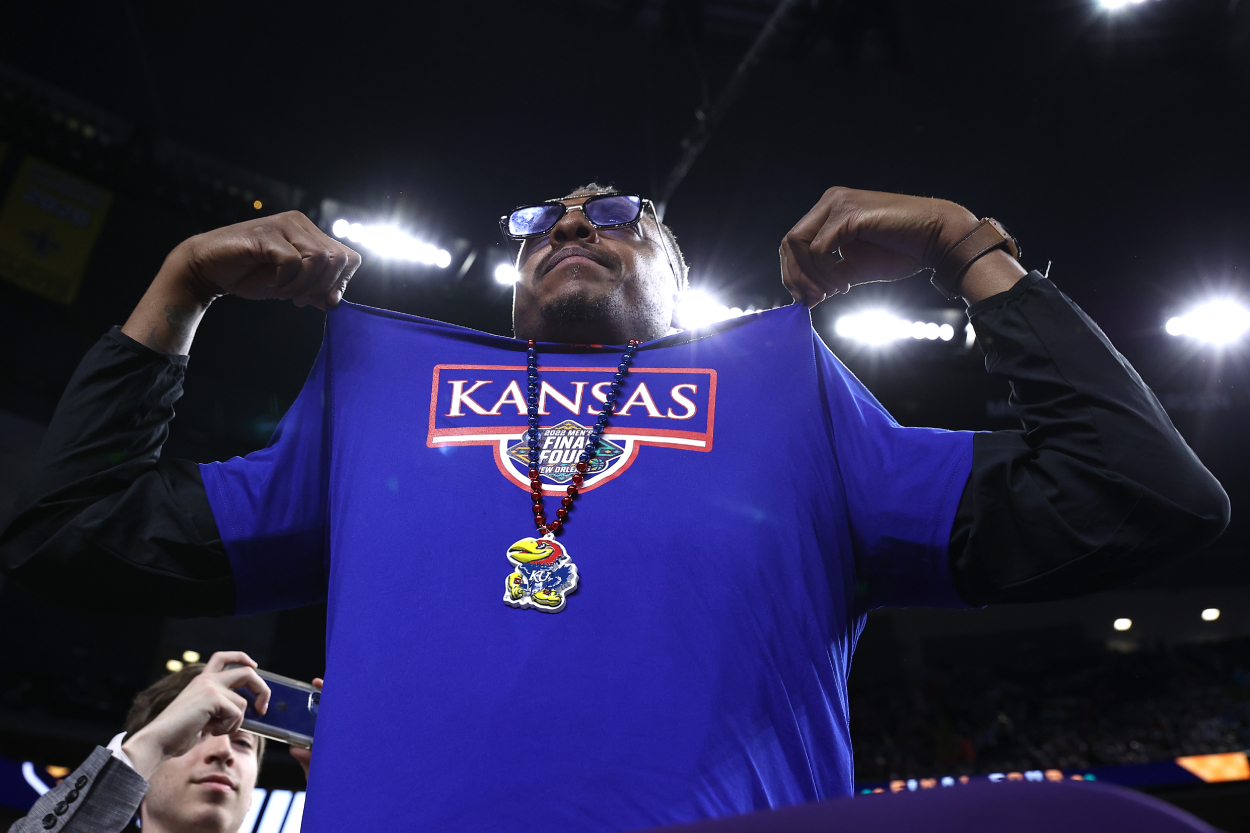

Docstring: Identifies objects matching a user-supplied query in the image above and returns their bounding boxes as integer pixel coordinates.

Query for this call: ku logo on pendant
[504,537,578,613]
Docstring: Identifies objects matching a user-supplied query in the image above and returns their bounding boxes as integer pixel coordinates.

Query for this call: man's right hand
[121,651,271,780]
[172,211,362,310]
[121,212,362,354]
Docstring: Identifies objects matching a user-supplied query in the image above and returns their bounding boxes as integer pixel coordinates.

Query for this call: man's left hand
[780,187,985,307]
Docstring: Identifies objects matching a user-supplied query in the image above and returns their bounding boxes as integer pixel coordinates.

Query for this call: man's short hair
[562,183,689,290]
[124,663,266,762]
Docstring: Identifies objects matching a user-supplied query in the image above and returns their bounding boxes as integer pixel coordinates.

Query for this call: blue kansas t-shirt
[199,301,972,832]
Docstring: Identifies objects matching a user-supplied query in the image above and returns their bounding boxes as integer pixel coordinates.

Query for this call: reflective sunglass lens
[508,204,565,237]
[585,195,641,227]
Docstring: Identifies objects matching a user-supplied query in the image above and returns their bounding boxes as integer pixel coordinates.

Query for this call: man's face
[141,729,259,833]
[511,195,679,345]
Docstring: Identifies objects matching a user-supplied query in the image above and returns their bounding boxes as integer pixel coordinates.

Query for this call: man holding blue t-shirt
[1,184,1229,832]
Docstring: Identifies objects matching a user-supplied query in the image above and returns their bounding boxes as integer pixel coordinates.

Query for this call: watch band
[930,218,1021,300]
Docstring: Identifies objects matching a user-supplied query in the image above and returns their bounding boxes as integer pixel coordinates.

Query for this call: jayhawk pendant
[503,535,579,613]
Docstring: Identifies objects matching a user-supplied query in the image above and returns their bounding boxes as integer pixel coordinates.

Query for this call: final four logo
[504,420,624,482]
[427,363,718,493]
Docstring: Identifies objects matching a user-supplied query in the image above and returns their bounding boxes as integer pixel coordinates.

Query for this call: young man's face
[141,729,259,833]
[511,195,679,345]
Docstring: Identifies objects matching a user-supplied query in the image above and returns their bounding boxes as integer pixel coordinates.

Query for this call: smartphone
[231,667,319,748]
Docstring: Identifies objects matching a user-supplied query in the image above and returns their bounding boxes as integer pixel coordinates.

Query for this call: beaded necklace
[502,337,640,614]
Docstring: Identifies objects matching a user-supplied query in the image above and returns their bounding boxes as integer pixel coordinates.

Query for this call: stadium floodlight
[1165,299,1250,345]
[330,218,451,268]
[674,288,754,330]
[494,264,520,285]
[1201,608,1220,621]
[836,310,910,345]
[835,311,957,346]
[1097,0,1148,9]
[1113,618,1132,631]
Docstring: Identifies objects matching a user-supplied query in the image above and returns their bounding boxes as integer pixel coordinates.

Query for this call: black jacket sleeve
[948,272,1230,605]
[0,327,234,616]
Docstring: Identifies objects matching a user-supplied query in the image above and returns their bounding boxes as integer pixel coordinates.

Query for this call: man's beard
[540,286,621,324]
[529,250,671,341]
[538,283,670,343]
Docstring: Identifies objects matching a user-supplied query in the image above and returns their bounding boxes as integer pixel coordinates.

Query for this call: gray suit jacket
[9,747,147,833]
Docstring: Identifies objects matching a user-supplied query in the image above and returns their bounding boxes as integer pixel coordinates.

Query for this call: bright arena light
[834,311,956,345]
[1113,618,1133,631]
[674,289,754,330]
[1165,299,1250,345]
[1097,0,1149,9]
[1202,608,1220,622]
[494,264,520,285]
[331,218,451,268]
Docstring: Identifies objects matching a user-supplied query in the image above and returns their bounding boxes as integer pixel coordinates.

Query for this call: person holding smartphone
[10,652,271,833]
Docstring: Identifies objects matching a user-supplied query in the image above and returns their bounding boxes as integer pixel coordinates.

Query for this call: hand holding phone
[123,652,271,779]
[229,667,320,749]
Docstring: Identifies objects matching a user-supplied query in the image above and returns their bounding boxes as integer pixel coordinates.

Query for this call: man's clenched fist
[779,187,1024,307]
[174,211,362,310]
[123,211,363,354]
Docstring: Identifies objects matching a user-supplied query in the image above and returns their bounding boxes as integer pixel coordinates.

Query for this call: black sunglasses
[500,194,657,240]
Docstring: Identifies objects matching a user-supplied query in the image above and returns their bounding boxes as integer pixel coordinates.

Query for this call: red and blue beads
[526,337,640,535]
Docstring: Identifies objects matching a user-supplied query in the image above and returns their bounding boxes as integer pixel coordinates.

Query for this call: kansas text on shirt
[427,363,717,494]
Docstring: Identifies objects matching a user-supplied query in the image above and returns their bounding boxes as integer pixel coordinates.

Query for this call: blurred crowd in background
[851,634,1250,781]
